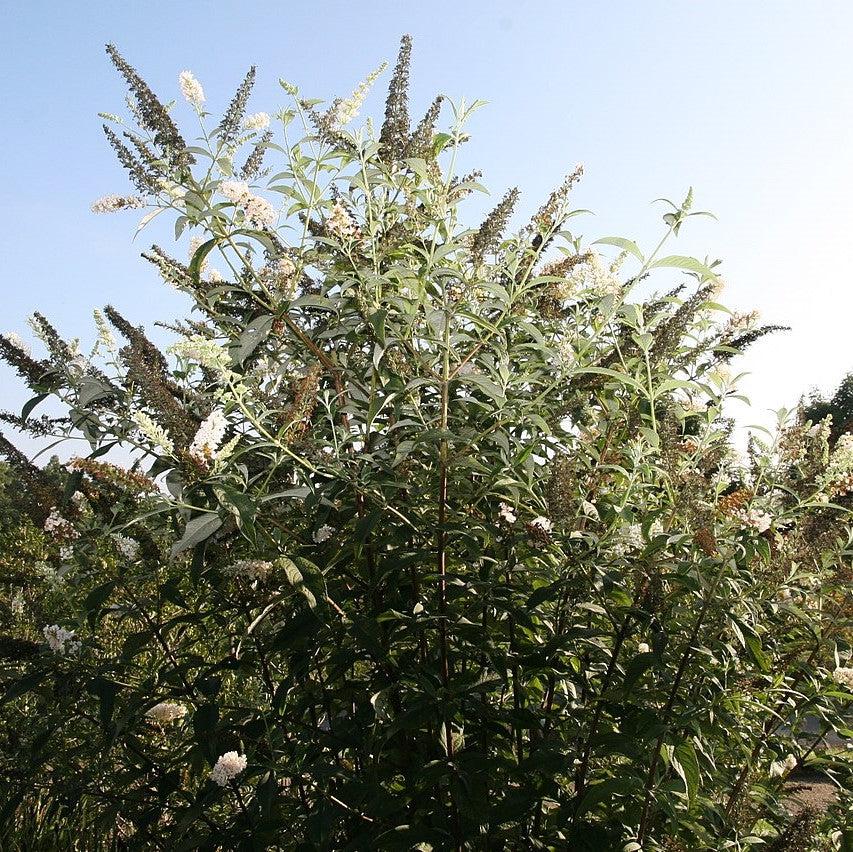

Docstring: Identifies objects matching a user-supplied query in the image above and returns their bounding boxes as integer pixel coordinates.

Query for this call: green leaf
[649,255,719,280]
[171,514,222,559]
[88,677,121,728]
[188,238,218,282]
[1,670,47,706]
[231,314,275,365]
[77,377,114,408]
[276,556,317,609]
[85,580,117,628]
[622,652,655,694]
[672,740,700,805]
[575,777,640,817]
[593,236,644,262]
[21,393,49,420]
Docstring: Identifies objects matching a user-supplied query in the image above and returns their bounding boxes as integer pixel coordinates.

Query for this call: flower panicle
[530,164,584,233]
[217,66,257,147]
[105,44,191,167]
[142,245,194,290]
[239,130,273,181]
[0,333,52,388]
[405,95,445,160]
[379,35,412,162]
[102,124,160,194]
[470,187,520,264]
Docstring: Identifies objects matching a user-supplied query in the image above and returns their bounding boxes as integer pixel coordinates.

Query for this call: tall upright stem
[437,303,461,847]
[636,556,729,843]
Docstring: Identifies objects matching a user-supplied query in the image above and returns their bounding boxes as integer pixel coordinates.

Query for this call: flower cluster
[819,433,853,497]
[563,252,622,299]
[553,336,576,371]
[613,523,645,555]
[832,666,853,689]
[312,525,336,544]
[219,180,277,228]
[225,559,273,581]
[527,515,554,544]
[146,701,187,723]
[91,194,146,214]
[179,71,205,107]
[130,409,175,455]
[170,335,233,377]
[735,507,772,533]
[113,534,140,561]
[92,309,118,356]
[189,410,228,463]
[498,503,517,525]
[326,202,358,239]
[210,751,247,787]
[768,753,797,778]
[243,112,270,130]
[43,508,78,540]
[43,624,81,655]
[3,331,31,356]
[275,255,296,280]
[331,61,388,126]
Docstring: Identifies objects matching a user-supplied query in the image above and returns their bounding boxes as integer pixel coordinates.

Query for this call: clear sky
[2,1,853,455]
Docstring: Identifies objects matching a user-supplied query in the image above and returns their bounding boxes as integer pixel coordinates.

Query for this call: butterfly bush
[1,35,852,851]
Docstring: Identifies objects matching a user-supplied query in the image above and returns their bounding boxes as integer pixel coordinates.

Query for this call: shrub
[1,36,852,850]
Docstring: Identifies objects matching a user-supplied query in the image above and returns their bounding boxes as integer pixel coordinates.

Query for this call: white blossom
[43,508,78,540]
[3,331,30,356]
[740,508,772,533]
[130,409,175,455]
[243,112,270,130]
[170,335,232,377]
[93,309,118,356]
[210,751,247,787]
[555,252,622,300]
[43,624,81,655]
[768,753,797,778]
[530,516,553,534]
[36,561,64,588]
[189,410,228,463]
[225,559,273,582]
[832,666,853,689]
[91,194,146,214]
[313,524,336,544]
[498,503,517,525]
[819,433,853,498]
[179,70,205,107]
[188,236,208,272]
[114,535,140,561]
[331,61,388,126]
[554,336,576,370]
[220,180,277,228]
[146,701,187,723]
[274,255,296,281]
[729,310,760,332]
[326,202,358,239]
[59,545,74,562]
[638,642,651,654]
[614,523,643,555]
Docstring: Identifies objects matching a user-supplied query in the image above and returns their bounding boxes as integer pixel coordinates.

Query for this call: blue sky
[2,1,853,453]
